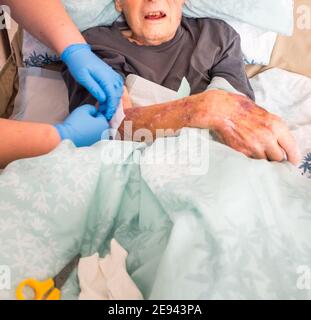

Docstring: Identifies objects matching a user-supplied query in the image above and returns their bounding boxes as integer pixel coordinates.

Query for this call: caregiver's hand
[55,105,109,147]
[194,90,301,165]
[61,44,124,121]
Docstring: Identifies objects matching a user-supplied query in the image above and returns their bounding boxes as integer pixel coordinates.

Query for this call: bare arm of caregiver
[0,119,61,168]
[119,90,300,165]
[0,105,109,168]
[2,0,85,54]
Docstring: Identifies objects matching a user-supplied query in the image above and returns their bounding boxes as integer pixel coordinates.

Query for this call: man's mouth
[144,11,167,20]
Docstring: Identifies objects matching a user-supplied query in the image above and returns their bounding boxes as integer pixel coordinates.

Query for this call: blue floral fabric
[300,153,311,179]
[0,129,310,300]
[24,51,59,68]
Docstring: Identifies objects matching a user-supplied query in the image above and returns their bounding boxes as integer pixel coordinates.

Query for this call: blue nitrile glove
[61,43,124,121]
[54,105,110,147]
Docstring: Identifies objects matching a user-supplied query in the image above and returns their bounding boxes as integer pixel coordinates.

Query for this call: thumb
[98,102,107,115]
[94,110,110,127]
[80,104,98,116]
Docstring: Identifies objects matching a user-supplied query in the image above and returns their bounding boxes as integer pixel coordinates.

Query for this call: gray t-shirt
[63,17,255,111]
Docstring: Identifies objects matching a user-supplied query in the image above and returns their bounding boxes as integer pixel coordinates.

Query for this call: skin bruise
[237,98,253,111]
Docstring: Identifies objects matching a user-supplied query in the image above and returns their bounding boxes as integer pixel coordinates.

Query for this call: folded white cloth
[78,239,143,300]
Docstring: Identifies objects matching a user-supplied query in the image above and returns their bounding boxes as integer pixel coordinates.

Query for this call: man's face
[115,0,185,45]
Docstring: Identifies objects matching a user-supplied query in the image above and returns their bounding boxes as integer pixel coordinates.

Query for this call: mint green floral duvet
[0,128,310,300]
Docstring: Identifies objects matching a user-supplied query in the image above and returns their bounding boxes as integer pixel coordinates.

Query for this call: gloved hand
[61,43,124,121]
[54,105,109,147]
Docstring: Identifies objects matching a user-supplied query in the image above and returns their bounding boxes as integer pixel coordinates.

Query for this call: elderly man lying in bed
[63,0,300,164]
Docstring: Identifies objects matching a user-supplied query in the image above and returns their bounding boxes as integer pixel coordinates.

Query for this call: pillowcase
[61,0,119,31]
[183,0,294,36]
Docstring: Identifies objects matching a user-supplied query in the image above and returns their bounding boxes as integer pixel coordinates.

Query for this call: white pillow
[228,22,277,65]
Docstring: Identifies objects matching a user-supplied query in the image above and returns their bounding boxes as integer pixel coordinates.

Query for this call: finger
[80,104,97,116]
[91,74,123,119]
[91,65,121,83]
[277,129,301,165]
[79,72,107,104]
[264,140,287,162]
[94,110,106,119]
[98,103,107,115]
[112,74,124,89]
[96,113,109,127]
[242,138,267,160]
[105,100,119,120]
[91,68,124,96]
[105,93,123,120]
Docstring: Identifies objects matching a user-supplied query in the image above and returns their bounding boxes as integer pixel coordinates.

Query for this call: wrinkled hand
[61,44,124,121]
[55,105,109,147]
[195,90,301,164]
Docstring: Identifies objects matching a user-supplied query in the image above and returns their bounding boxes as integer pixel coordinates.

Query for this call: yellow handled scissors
[16,254,81,300]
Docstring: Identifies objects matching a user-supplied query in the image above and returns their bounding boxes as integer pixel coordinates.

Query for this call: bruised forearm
[3,0,85,54]
[118,91,215,141]
[0,119,61,168]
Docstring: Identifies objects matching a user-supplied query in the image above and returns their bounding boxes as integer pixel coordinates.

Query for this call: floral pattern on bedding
[24,51,59,68]
[0,131,311,300]
[22,31,59,68]
[300,153,311,179]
